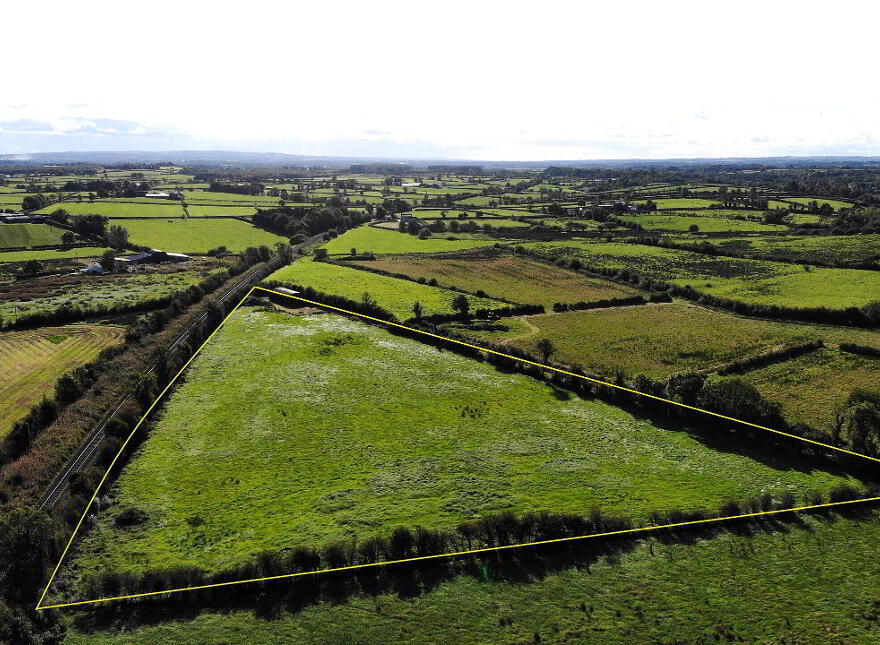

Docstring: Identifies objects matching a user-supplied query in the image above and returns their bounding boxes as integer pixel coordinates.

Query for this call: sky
[3,0,879,161]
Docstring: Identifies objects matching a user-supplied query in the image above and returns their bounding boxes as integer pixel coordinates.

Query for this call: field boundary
[35,284,880,611]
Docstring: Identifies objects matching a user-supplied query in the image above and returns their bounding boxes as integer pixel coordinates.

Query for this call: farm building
[1,214,46,223]
[79,261,105,274]
[144,191,171,199]
[113,248,190,270]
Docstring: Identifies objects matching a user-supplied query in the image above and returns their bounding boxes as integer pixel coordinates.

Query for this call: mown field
[321,226,498,255]
[268,259,503,319]
[0,324,125,437]
[737,347,880,430]
[351,248,640,308]
[460,301,880,381]
[117,218,286,253]
[0,261,227,323]
[634,198,720,209]
[784,197,853,211]
[0,223,68,247]
[65,511,880,644]
[62,308,859,585]
[523,241,880,309]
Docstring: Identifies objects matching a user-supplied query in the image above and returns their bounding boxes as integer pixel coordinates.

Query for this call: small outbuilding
[114,248,190,271]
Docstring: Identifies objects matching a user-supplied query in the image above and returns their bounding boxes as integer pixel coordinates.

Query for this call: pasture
[523,241,880,309]
[321,226,498,255]
[689,234,880,266]
[64,512,880,644]
[462,301,880,380]
[117,218,286,253]
[64,308,857,582]
[36,201,185,218]
[0,223,68,247]
[738,347,880,430]
[0,324,125,437]
[352,248,641,308]
[618,214,786,233]
[634,198,720,209]
[267,258,503,318]
[0,246,107,263]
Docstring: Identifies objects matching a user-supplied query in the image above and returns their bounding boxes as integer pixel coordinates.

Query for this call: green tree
[536,337,555,363]
[452,294,470,318]
[61,231,76,246]
[23,259,41,276]
[106,224,129,249]
[0,508,62,601]
[412,301,423,320]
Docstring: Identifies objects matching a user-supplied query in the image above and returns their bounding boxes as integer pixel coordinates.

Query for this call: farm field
[784,197,853,211]
[351,248,641,308]
[0,246,107,263]
[182,191,282,204]
[0,324,125,437]
[0,223,68,247]
[0,260,227,323]
[635,198,720,209]
[618,214,786,232]
[117,218,286,253]
[61,308,859,586]
[673,233,880,266]
[35,201,185,218]
[267,258,504,318]
[460,301,880,381]
[523,240,880,309]
[321,225,499,255]
[737,347,880,430]
[63,512,880,645]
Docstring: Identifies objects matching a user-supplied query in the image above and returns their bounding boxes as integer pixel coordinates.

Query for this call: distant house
[144,191,171,199]
[401,182,421,188]
[114,249,190,271]
[80,261,105,274]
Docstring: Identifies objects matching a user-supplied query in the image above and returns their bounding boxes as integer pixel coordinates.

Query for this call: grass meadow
[352,249,640,308]
[523,241,880,309]
[0,246,107,263]
[0,223,68,247]
[63,308,858,583]
[117,218,286,253]
[321,226,498,255]
[36,201,186,218]
[268,259,503,318]
[618,214,786,233]
[680,234,880,266]
[460,301,880,380]
[0,324,124,437]
[64,512,880,644]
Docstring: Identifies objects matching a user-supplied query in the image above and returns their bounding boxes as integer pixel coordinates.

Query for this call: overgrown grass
[523,241,880,309]
[460,301,880,379]
[63,308,859,582]
[64,511,880,644]
[671,234,880,266]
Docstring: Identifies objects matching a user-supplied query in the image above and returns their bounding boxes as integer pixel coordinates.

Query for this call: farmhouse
[144,191,171,199]
[113,248,190,270]
[79,261,105,275]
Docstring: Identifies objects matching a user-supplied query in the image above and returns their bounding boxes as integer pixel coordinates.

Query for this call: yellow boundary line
[35,284,880,610]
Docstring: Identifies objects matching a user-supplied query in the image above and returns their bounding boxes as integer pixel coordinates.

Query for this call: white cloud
[2,0,879,159]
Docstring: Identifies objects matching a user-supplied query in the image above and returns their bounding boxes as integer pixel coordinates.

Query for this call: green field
[116,218,286,253]
[0,324,125,437]
[678,234,880,266]
[322,226,499,255]
[64,512,880,644]
[352,248,640,308]
[460,301,880,381]
[784,197,853,211]
[62,308,859,585]
[738,347,880,429]
[0,246,107,263]
[0,262,227,323]
[36,201,185,218]
[268,259,503,318]
[0,223,68,247]
[523,240,880,309]
[635,198,720,209]
[619,214,786,233]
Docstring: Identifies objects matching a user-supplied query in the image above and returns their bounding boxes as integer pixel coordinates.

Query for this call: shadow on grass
[68,507,878,636]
